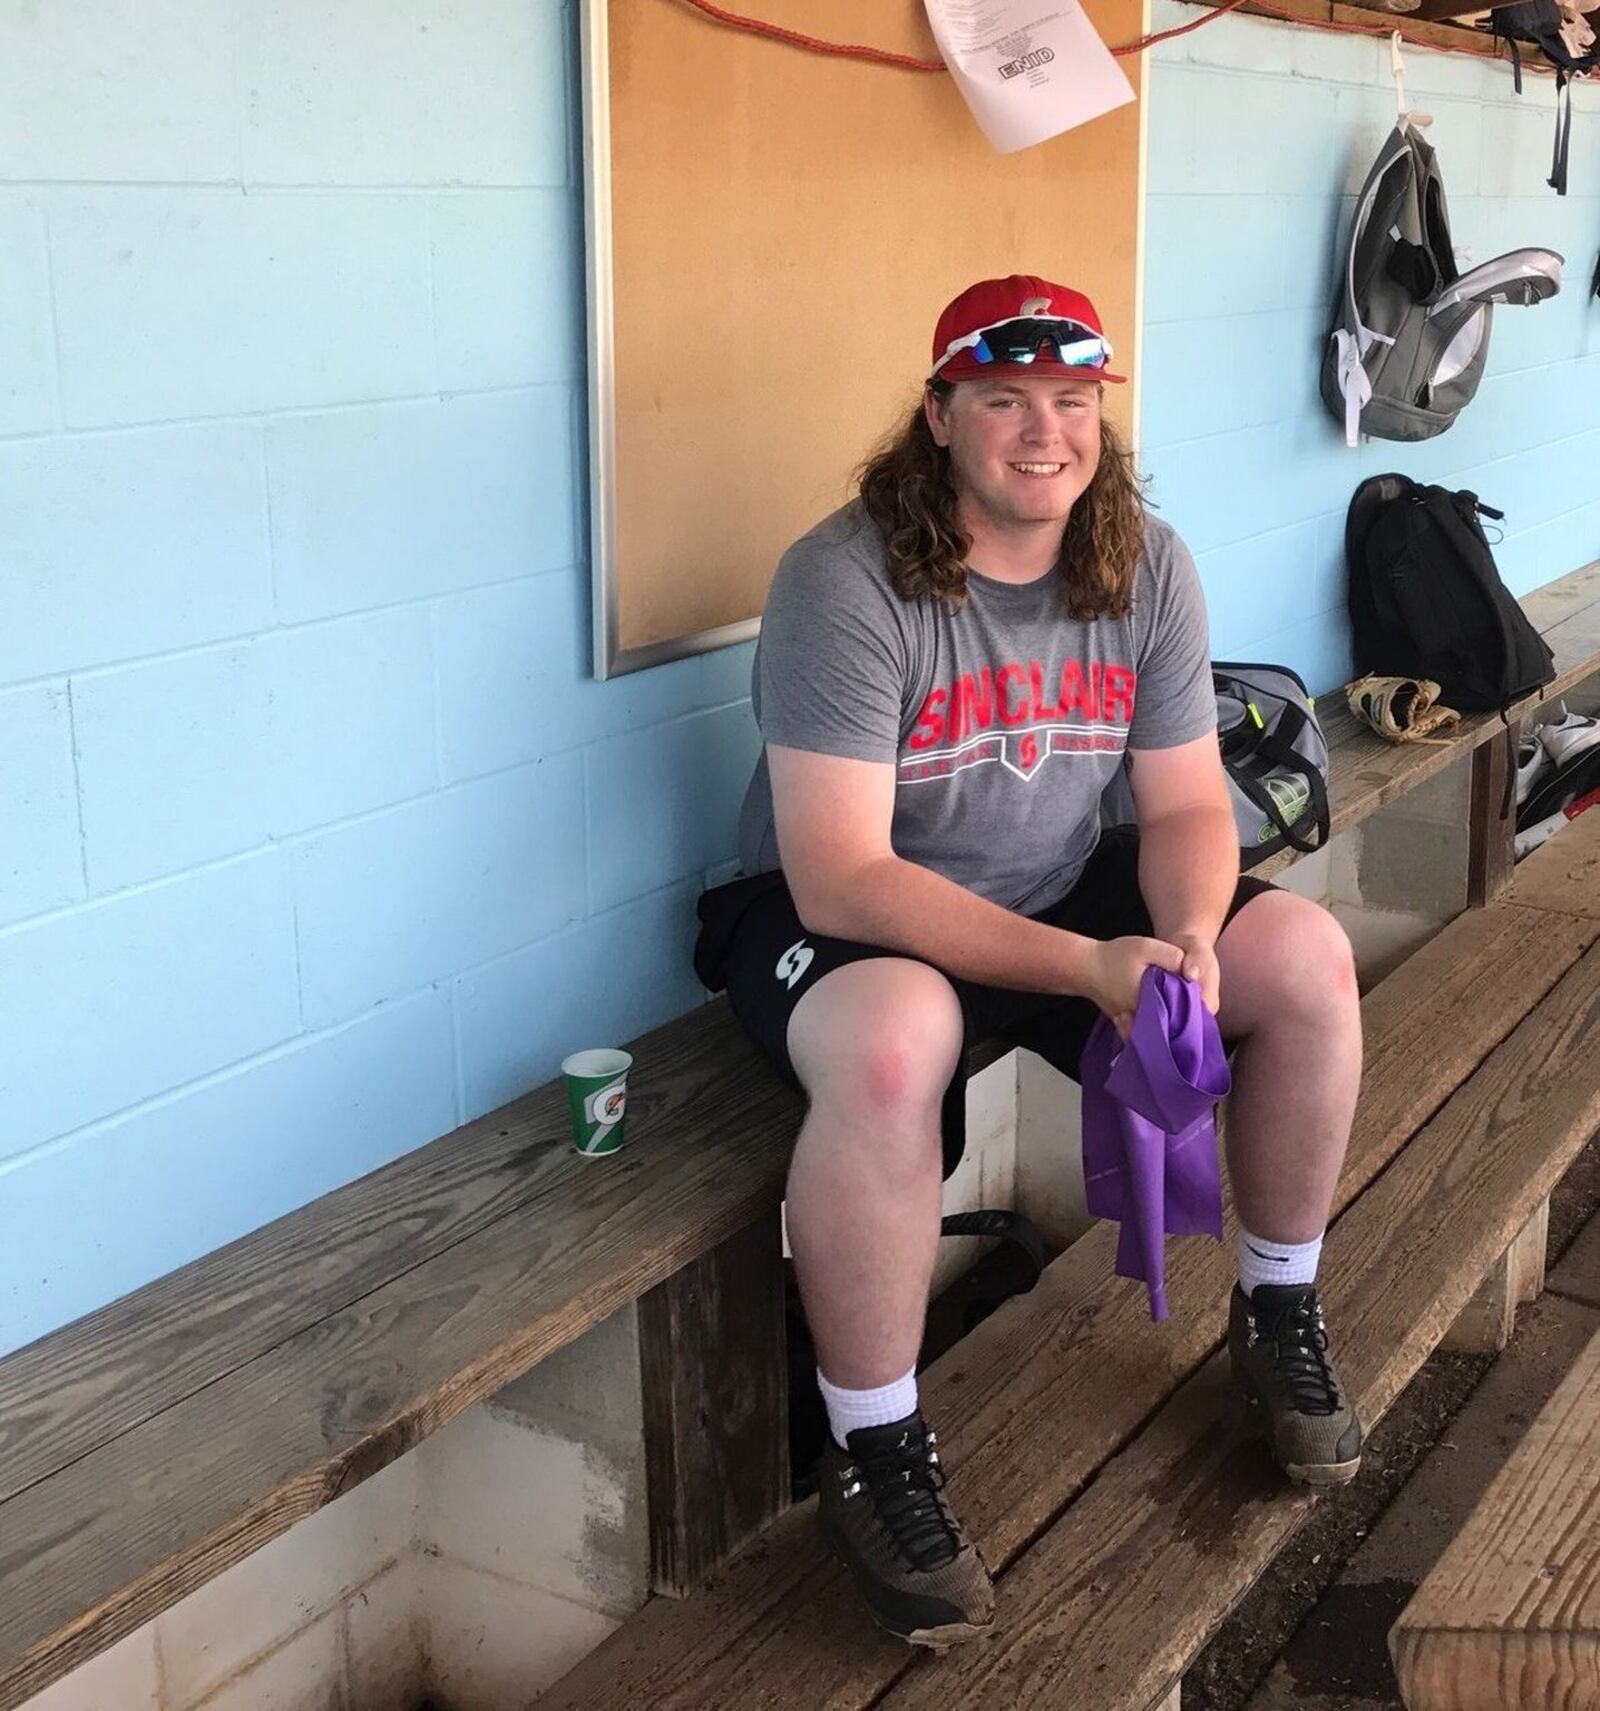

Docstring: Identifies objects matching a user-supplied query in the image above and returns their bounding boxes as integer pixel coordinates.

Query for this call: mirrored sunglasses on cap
[931,315,1114,377]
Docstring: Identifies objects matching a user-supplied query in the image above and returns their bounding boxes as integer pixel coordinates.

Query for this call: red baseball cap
[929,274,1126,386]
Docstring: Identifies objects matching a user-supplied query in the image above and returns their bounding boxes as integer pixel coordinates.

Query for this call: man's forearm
[1138,805,1240,945]
[796,856,1099,997]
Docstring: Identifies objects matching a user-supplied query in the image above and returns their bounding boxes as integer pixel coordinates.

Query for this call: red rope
[673,0,1502,68]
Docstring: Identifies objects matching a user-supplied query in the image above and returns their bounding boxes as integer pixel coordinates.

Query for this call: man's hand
[1082,935,1186,1039]
[1169,930,1221,1015]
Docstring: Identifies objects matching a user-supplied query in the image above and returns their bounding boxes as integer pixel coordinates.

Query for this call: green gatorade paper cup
[561,1048,632,1158]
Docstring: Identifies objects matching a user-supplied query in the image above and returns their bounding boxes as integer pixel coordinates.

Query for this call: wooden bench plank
[539,901,1598,1711]
[0,999,799,1509]
[1390,1325,1600,1711]
[875,934,1600,1711]
[640,1210,790,1597]
[1504,802,1600,922]
[1467,718,1518,907]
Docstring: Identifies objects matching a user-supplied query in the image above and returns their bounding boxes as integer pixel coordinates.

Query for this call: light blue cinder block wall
[0,0,759,1356]
[1142,1,1600,692]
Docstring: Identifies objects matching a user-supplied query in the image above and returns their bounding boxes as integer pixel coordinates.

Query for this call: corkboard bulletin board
[581,0,1145,678]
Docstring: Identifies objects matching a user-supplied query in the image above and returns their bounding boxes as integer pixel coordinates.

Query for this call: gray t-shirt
[737,500,1215,915]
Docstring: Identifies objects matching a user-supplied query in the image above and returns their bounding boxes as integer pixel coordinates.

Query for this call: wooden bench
[540,806,1600,1711]
[1390,1321,1600,1711]
[2,561,1596,1711]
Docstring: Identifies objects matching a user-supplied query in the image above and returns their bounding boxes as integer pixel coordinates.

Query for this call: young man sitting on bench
[694,275,1365,1648]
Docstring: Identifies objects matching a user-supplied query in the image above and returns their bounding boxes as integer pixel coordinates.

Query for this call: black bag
[1345,474,1555,713]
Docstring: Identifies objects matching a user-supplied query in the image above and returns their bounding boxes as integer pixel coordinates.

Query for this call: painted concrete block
[240,0,569,187]
[0,853,300,1161]
[74,609,435,889]
[1244,606,1355,698]
[158,1455,418,1709]
[417,1407,648,1616]
[1200,518,1332,657]
[0,197,56,434]
[1480,104,1573,198]
[0,988,456,1356]
[491,1305,644,1441]
[1278,193,1349,311]
[0,423,272,685]
[50,191,432,426]
[454,878,703,1119]
[432,571,703,783]
[0,683,84,929]
[1143,194,1287,324]
[74,641,274,891]
[345,1557,426,1711]
[268,389,575,623]
[0,2,236,182]
[1139,308,1319,448]
[422,1557,622,1711]
[431,188,581,391]
[11,1622,160,1711]
[584,703,762,912]
[698,639,757,709]
[292,754,586,1027]
[1014,1049,1092,1251]
[1149,68,1338,199]
[175,1608,344,1711]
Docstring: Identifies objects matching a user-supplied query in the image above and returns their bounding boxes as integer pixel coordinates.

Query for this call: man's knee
[1224,891,1358,1020]
[790,960,963,1133]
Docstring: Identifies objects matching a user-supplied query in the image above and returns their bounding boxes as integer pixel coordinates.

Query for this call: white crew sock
[817,1365,919,1448]
[1237,1226,1324,1298]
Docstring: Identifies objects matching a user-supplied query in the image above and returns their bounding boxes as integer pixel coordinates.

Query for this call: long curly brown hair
[856,381,1149,620]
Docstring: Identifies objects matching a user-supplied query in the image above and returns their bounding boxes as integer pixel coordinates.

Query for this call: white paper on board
[923,0,1136,154]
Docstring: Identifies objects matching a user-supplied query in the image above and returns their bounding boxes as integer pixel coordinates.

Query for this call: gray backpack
[1322,122,1562,447]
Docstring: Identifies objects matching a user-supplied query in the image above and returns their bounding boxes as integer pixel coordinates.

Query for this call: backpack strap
[1550,72,1572,195]
[1230,702,1333,855]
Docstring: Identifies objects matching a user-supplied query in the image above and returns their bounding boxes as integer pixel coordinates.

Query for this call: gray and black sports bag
[1214,663,1331,869]
[1322,122,1562,447]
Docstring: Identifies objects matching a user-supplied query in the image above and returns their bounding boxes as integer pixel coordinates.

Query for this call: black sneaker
[1229,1283,1363,1486]
[816,1410,994,1648]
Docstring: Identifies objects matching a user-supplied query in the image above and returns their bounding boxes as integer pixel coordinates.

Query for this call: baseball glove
[1346,674,1462,745]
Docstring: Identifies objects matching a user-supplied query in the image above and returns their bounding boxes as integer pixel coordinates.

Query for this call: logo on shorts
[775,939,815,991]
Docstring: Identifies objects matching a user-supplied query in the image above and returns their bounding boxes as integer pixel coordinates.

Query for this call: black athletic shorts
[692,830,1274,1178]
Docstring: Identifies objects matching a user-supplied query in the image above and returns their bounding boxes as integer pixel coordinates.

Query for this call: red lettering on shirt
[1103,664,1136,724]
[908,686,947,751]
[1029,660,1062,721]
[949,669,994,743]
[996,662,1029,726]
[1057,659,1099,720]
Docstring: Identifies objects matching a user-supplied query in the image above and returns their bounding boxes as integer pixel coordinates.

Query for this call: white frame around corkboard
[580,0,1145,679]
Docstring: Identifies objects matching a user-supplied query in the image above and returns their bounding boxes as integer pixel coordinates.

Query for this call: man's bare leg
[784,955,994,1642]
[784,957,963,1387]
[1214,890,1362,1240]
[1214,888,1365,1484]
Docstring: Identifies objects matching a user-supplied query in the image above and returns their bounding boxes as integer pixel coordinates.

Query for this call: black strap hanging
[1549,71,1572,195]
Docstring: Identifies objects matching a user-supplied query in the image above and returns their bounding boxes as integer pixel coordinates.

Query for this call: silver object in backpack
[1322,121,1562,448]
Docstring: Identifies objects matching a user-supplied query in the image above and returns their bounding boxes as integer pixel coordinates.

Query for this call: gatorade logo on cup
[586,1081,627,1128]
